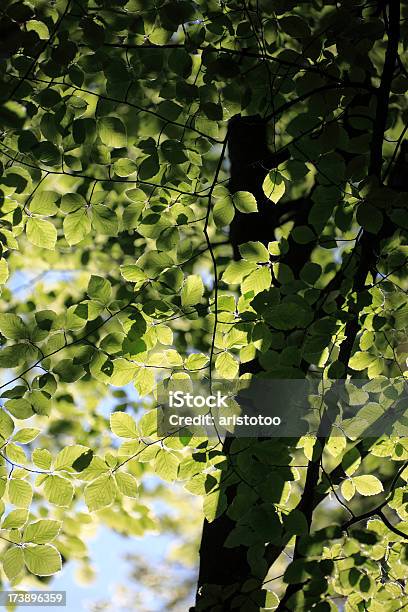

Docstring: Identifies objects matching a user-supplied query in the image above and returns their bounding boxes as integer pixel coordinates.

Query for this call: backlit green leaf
[232,191,258,213]
[24,520,61,544]
[353,475,383,496]
[3,546,24,580]
[98,116,127,148]
[85,474,116,511]
[181,275,204,307]
[110,412,138,438]
[26,218,57,250]
[23,544,62,576]
[262,171,285,203]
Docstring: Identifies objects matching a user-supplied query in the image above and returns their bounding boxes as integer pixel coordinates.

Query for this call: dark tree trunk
[194,116,275,608]
[193,115,316,611]
[193,115,298,610]
[192,116,278,610]
[228,115,287,260]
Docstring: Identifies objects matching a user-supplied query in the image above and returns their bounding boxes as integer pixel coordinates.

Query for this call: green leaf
[241,267,272,295]
[222,261,256,284]
[283,558,310,584]
[125,188,146,202]
[137,250,173,277]
[156,325,173,345]
[53,359,84,382]
[2,508,28,529]
[72,449,94,472]
[0,345,26,368]
[161,139,188,163]
[284,509,308,536]
[115,472,138,498]
[122,202,144,229]
[60,193,85,213]
[27,19,49,38]
[232,191,258,213]
[139,154,159,179]
[5,443,27,463]
[353,475,383,496]
[23,544,62,576]
[32,448,52,470]
[13,428,40,443]
[0,313,28,339]
[280,15,310,37]
[342,448,361,476]
[110,359,138,386]
[3,546,24,580]
[185,353,209,370]
[0,259,9,284]
[90,351,114,384]
[84,474,117,511]
[300,262,322,285]
[87,275,111,303]
[63,210,91,245]
[91,204,119,235]
[8,479,32,507]
[44,475,74,507]
[326,431,346,457]
[24,520,61,544]
[264,590,279,610]
[119,265,147,284]
[341,479,355,501]
[5,398,34,420]
[203,490,227,522]
[113,158,137,177]
[36,142,60,166]
[110,412,138,438]
[29,191,59,216]
[181,274,204,307]
[213,196,235,227]
[134,368,155,396]
[215,352,239,379]
[262,171,285,203]
[26,218,57,250]
[357,203,383,233]
[349,351,377,371]
[154,450,179,482]
[239,241,269,263]
[0,410,14,439]
[98,116,127,148]
[292,225,315,244]
[54,445,90,470]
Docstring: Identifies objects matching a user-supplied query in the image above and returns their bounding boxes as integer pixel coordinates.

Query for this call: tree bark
[194,116,276,609]
[193,115,310,610]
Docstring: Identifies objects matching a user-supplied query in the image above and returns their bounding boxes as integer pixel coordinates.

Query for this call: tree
[0,0,407,610]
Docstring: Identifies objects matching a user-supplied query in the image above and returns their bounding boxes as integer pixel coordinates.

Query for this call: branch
[264,84,344,122]
[4,73,222,144]
[203,129,230,387]
[377,510,408,540]
[369,0,400,177]
[0,282,150,393]
[0,142,207,197]
[276,7,401,608]
[102,42,376,90]
[342,508,408,541]
[5,0,72,103]
[337,0,400,371]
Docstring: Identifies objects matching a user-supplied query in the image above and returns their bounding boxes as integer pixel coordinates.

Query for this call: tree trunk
[193,115,309,610]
